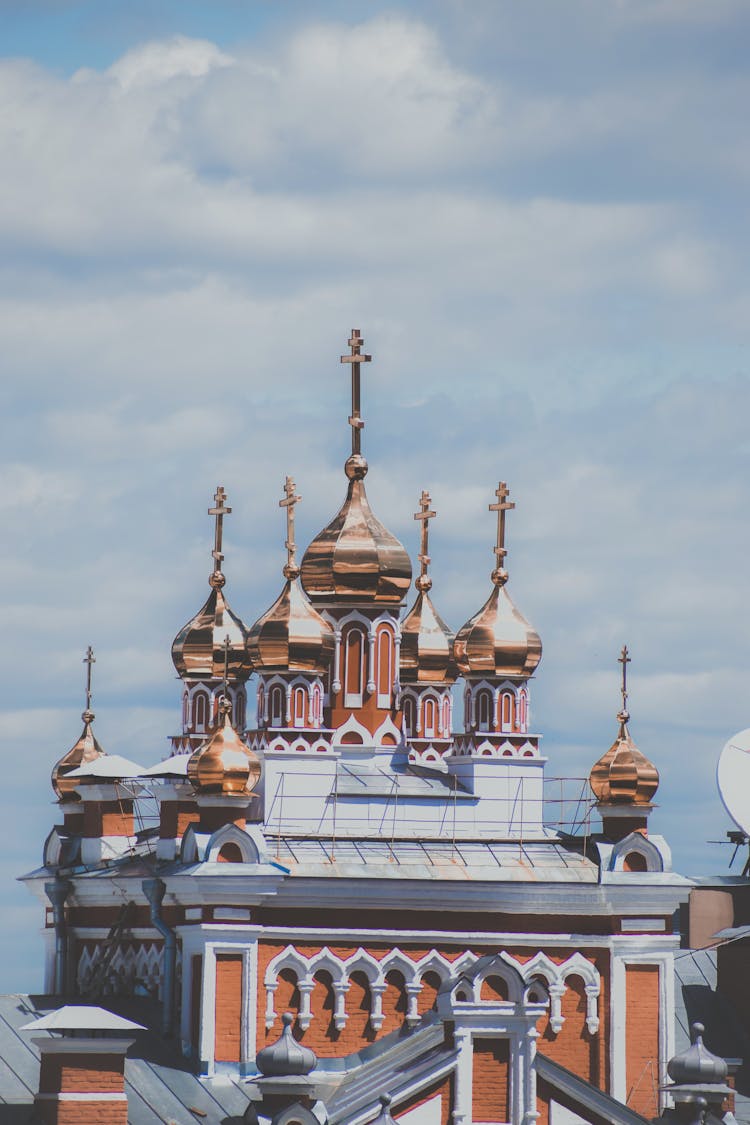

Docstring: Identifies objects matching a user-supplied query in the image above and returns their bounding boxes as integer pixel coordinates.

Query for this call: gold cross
[340,328,372,456]
[618,644,631,712]
[83,645,95,712]
[208,486,232,574]
[414,489,436,579]
[489,481,515,565]
[279,475,302,575]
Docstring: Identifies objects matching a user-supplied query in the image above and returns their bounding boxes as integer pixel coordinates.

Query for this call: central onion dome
[454,482,542,679]
[187,700,261,795]
[300,455,412,604]
[249,476,335,673]
[400,491,456,684]
[171,486,252,682]
[589,646,659,806]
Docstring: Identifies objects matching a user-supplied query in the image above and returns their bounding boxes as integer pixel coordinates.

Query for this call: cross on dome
[489,481,515,585]
[414,489,436,590]
[279,475,302,579]
[208,486,232,588]
[83,645,95,719]
[618,644,631,723]
[340,328,371,458]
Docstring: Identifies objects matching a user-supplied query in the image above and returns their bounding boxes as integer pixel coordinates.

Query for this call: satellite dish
[717,728,750,837]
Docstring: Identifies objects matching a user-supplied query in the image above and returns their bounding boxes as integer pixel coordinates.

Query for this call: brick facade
[215,953,243,1062]
[625,963,660,1118]
[472,1038,510,1123]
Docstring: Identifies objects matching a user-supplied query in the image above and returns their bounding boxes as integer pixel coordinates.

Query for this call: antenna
[716,728,750,872]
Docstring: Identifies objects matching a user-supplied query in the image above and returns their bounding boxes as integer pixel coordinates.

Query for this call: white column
[394,633,402,696]
[199,945,217,1076]
[298,979,314,1030]
[452,1029,473,1125]
[332,631,342,693]
[367,630,376,693]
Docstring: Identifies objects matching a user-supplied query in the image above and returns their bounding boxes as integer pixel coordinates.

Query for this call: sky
[1,0,750,991]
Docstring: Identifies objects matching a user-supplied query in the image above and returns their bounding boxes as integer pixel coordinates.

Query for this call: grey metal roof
[0,995,252,1125]
[535,1054,652,1125]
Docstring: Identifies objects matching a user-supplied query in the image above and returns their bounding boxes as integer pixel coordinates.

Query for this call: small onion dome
[51,710,106,800]
[300,455,412,604]
[453,571,542,679]
[372,1095,397,1125]
[400,584,456,685]
[247,575,334,675]
[171,573,251,682]
[668,1023,728,1086]
[589,712,659,805]
[187,702,261,795]
[256,1012,317,1077]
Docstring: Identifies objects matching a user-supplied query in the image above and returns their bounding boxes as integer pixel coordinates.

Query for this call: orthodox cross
[208,486,232,575]
[340,328,371,455]
[414,490,436,580]
[619,644,631,714]
[279,475,302,575]
[83,645,95,712]
[489,481,515,567]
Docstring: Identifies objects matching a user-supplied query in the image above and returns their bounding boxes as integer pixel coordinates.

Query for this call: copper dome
[454,579,542,680]
[171,579,252,682]
[187,704,261,795]
[247,576,334,675]
[589,719,659,806]
[52,712,106,800]
[300,459,412,605]
[401,590,456,685]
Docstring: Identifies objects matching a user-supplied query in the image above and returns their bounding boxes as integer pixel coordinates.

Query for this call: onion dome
[299,329,412,605]
[247,477,335,674]
[187,699,261,795]
[256,1013,317,1076]
[171,487,252,682]
[454,483,542,679]
[589,646,659,805]
[400,491,456,684]
[668,1024,728,1086]
[52,646,106,800]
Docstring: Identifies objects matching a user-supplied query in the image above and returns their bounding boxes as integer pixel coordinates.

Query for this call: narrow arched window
[344,626,366,708]
[312,683,323,726]
[257,685,265,727]
[518,689,528,733]
[402,696,416,738]
[376,625,394,708]
[236,691,246,730]
[423,697,437,739]
[292,686,306,728]
[193,691,208,732]
[269,685,285,727]
[500,691,514,732]
[441,695,450,738]
[477,689,492,732]
[182,691,189,728]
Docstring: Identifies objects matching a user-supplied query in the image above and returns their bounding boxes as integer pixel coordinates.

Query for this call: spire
[489,481,515,587]
[208,485,232,590]
[414,489,436,593]
[82,644,95,721]
[617,643,631,734]
[340,327,372,480]
[279,476,302,580]
[51,646,106,799]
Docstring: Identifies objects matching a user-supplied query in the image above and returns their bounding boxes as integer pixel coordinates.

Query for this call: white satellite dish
[717,728,750,837]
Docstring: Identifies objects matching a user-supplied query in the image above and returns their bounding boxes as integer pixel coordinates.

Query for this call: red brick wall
[215,953,243,1062]
[625,964,660,1118]
[35,1101,127,1125]
[472,1038,510,1122]
[39,1053,125,1093]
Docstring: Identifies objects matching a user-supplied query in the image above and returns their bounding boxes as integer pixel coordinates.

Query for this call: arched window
[376,625,394,708]
[518,689,528,733]
[344,626,366,708]
[477,689,492,732]
[441,696,451,738]
[292,686,307,729]
[500,691,514,732]
[623,851,648,873]
[217,842,243,863]
[257,685,265,727]
[236,692,246,730]
[312,683,323,727]
[182,691,189,728]
[402,696,416,738]
[269,685,285,728]
[193,691,208,732]
[423,697,437,739]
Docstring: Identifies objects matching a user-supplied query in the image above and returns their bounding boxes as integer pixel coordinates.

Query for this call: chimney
[22,1004,143,1125]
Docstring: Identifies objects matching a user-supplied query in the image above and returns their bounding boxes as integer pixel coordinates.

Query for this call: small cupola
[400,490,456,686]
[51,646,106,801]
[187,696,261,797]
[454,482,542,680]
[256,1012,317,1077]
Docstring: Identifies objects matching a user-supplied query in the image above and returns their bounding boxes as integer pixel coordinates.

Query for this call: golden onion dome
[454,481,542,680]
[52,710,106,800]
[400,490,455,684]
[171,486,252,682]
[589,646,659,806]
[187,701,261,795]
[300,455,412,604]
[248,577,334,674]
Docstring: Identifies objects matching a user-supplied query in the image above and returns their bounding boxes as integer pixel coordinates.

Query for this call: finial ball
[209,571,226,590]
[345,453,369,480]
[283,563,301,581]
[416,574,432,593]
[282,1012,294,1028]
[491,567,508,587]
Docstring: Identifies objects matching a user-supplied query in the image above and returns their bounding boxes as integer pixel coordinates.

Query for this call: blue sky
[2,0,750,991]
